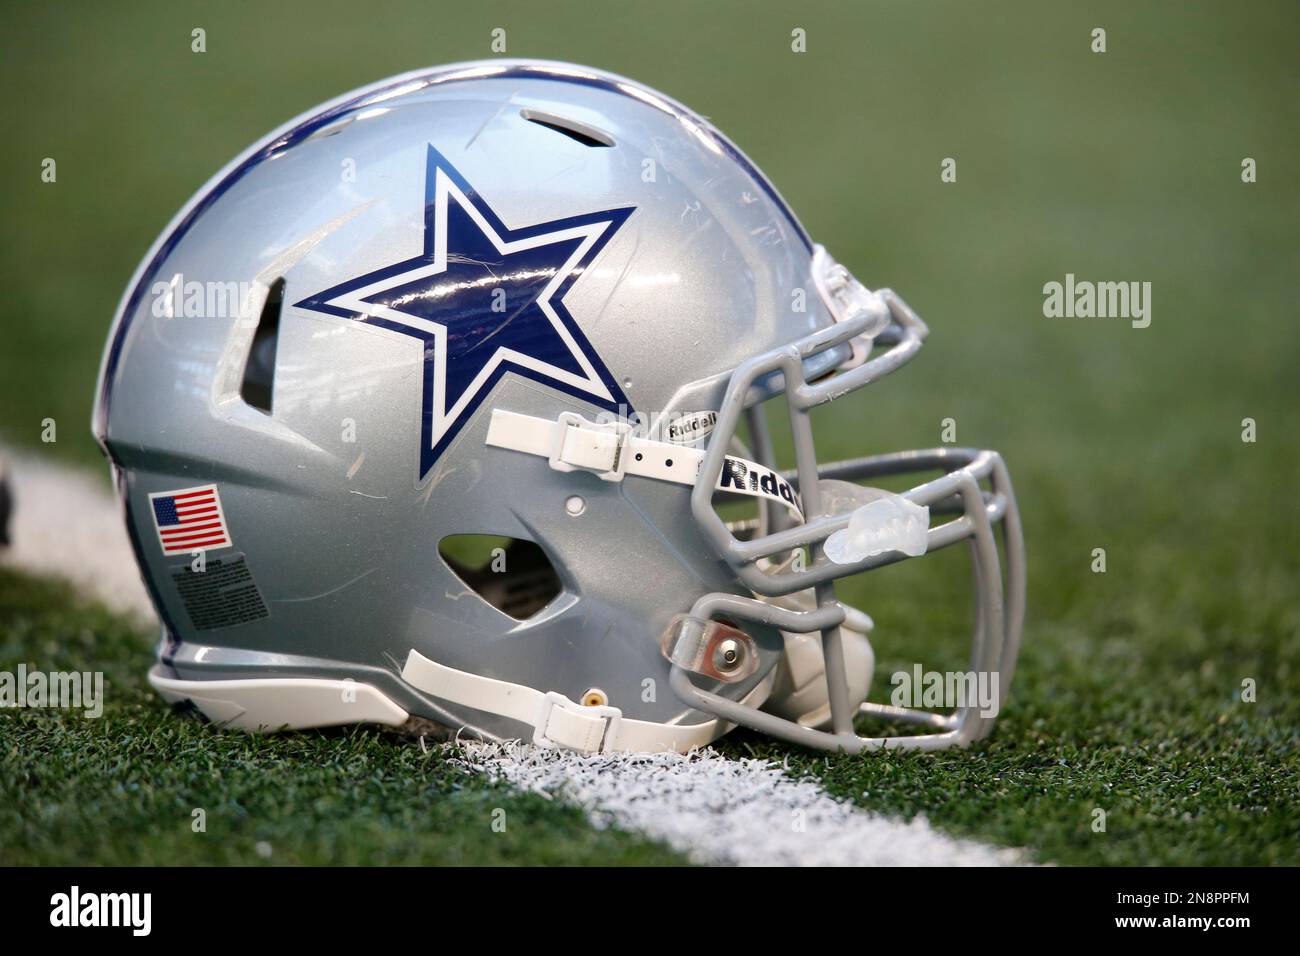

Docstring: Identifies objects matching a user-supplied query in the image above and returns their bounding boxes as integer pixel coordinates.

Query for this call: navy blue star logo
[295,145,634,479]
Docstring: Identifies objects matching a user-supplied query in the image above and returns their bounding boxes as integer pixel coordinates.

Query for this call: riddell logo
[664,410,718,444]
[49,886,151,936]
[719,458,802,513]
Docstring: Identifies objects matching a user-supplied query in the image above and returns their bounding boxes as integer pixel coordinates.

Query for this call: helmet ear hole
[437,534,562,621]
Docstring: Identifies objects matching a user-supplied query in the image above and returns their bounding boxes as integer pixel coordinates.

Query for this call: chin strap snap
[485,408,804,521]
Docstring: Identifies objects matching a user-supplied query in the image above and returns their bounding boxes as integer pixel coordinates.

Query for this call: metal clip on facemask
[811,245,893,371]
[659,615,760,684]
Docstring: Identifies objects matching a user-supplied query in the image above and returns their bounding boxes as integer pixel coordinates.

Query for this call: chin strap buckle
[547,412,631,482]
[533,691,624,753]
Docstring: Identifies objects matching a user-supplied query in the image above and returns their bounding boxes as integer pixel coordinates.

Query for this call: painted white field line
[458,741,1028,866]
[1,446,156,622]
[3,446,1028,866]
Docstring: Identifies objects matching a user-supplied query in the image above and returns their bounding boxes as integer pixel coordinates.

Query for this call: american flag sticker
[148,484,233,555]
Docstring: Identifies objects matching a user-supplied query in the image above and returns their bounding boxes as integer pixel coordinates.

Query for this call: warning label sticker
[171,553,269,631]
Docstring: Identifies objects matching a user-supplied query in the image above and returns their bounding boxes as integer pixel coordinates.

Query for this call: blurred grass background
[1,1,1296,864]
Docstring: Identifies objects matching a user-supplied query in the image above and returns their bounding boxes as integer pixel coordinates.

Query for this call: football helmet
[93,60,1023,753]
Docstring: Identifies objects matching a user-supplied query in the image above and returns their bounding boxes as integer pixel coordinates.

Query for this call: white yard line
[2,447,155,622]
[459,741,1027,866]
[3,446,1027,866]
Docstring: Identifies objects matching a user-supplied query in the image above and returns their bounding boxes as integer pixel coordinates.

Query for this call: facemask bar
[672,258,1025,752]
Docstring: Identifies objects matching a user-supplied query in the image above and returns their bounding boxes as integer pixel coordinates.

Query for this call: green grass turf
[2,1,1297,865]
[0,568,685,865]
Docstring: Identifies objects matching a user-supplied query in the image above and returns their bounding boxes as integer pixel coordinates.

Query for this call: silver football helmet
[93,60,1023,753]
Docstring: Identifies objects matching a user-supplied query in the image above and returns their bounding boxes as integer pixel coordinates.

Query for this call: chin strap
[485,409,804,521]
[402,649,772,753]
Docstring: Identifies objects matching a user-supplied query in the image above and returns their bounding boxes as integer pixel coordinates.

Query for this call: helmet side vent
[240,277,285,413]
[520,109,614,148]
[438,534,563,621]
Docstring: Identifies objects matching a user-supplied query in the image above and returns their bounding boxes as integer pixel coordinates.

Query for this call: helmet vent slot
[520,109,615,148]
[240,277,284,413]
[438,534,562,621]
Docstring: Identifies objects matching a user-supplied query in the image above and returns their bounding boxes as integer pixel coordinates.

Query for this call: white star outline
[314,166,622,462]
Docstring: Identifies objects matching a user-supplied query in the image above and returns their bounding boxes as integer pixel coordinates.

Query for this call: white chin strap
[442,407,794,752]
[485,409,804,521]
[401,649,772,754]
